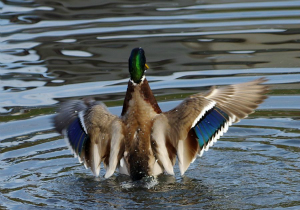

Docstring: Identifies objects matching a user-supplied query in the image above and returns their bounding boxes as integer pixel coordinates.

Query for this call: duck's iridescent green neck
[129,47,148,84]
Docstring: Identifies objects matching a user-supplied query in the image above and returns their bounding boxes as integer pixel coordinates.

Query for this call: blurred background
[0,0,300,209]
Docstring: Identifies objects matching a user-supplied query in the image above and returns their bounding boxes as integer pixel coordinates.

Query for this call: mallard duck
[54,47,268,181]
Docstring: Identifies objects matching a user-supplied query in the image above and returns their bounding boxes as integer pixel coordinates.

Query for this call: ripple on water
[0,0,300,209]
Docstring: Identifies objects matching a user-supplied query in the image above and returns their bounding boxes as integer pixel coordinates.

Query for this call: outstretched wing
[203,77,269,123]
[53,99,124,178]
[151,78,268,175]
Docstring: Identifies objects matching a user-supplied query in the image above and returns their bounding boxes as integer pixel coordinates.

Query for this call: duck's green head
[129,47,149,84]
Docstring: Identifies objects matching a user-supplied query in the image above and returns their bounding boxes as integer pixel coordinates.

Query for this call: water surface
[1,0,300,209]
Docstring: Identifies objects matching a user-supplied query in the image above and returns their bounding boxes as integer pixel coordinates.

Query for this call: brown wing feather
[152,78,268,176]
[83,103,118,175]
[54,99,124,177]
[203,77,269,123]
[152,97,215,175]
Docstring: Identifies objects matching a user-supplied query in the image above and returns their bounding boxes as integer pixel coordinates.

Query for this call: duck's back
[121,79,162,180]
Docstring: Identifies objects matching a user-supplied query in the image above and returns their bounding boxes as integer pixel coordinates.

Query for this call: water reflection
[0,0,300,209]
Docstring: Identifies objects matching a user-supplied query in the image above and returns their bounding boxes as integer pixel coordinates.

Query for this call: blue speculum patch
[67,118,89,156]
[194,107,228,149]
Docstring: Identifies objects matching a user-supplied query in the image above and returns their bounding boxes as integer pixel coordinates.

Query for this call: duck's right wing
[54,99,125,178]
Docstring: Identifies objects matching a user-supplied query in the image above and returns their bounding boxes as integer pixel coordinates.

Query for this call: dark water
[1,0,300,209]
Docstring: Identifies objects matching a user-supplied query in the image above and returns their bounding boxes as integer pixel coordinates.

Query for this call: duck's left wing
[54,99,124,178]
[151,96,216,175]
[152,78,268,176]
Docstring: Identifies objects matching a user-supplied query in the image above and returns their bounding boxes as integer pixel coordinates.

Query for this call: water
[1,0,300,209]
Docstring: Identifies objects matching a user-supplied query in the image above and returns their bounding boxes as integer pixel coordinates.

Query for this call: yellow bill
[145,64,149,70]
